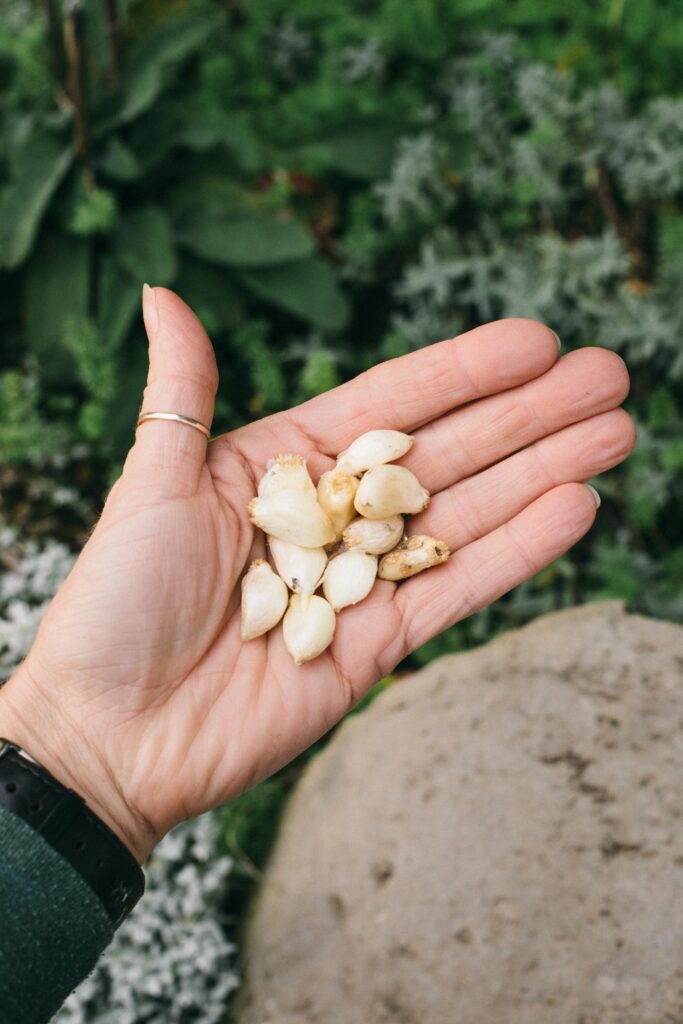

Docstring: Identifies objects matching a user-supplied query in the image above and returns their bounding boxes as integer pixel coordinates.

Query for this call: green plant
[2,6,683,1018]
[1,0,681,650]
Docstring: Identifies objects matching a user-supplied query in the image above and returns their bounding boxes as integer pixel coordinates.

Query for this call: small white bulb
[378,535,450,581]
[322,550,378,612]
[249,491,336,547]
[336,430,413,475]
[342,515,405,555]
[240,560,289,641]
[257,453,316,498]
[268,537,327,596]
[354,465,430,519]
[283,593,336,665]
[317,469,359,537]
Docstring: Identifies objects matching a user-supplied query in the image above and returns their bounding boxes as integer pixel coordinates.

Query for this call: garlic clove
[342,514,405,555]
[378,535,450,581]
[322,550,378,612]
[354,465,430,519]
[336,430,413,475]
[249,491,336,547]
[240,560,289,640]
[283,593,336,665]
[257,453,316,499]
[268,537,327,596]
[317,469,360,538]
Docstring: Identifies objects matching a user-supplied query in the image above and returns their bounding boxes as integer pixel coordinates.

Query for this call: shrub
[1,4,682,1015]
[54,812,239,1024]
[1,0,682,838]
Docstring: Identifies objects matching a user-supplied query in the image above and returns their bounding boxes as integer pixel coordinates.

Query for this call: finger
[402,348,630,494]
[284,318,560,454]
[390,482,599,660]
[123,286,218,497]
[412,408,636,551]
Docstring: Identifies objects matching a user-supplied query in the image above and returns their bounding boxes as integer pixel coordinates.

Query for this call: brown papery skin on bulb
[378,535,449,581]
[317,469,359,537]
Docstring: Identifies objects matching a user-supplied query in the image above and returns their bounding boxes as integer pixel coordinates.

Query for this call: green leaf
[0,371,68,464]
[112,206,178,286]
[69,187,118,236]
[237,320,285,411]
[100,136,144,181]
[81,0,114,73]
[98,257,140,350]
[177,212,315,268]
[62,314,116,404]
[240,258,349,331]
[0,132,73,269]
[178,256,244,333]
[176,103,261,172]
[312,120,400,180]
[657,211,683,281]
[661,438,683,473]
[106,334,149,461]
[298,349,340,400]
[168,176,252,224]
[24,233,90,384]
[125,105,177,175]
[113,11,218,127]
[646,386,678,429]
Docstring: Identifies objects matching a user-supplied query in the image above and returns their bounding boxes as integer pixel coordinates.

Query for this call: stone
[234,603,683,1024]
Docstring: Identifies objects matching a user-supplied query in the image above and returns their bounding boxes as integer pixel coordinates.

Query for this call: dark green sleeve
[0,803,113,1023]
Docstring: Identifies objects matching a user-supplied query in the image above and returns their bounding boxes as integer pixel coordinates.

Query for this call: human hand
[0,288,635,862]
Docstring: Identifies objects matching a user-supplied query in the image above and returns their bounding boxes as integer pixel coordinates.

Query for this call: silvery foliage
[0,447,95,679]
[375,134,453,225]
[338,38,385,83]
[377,35,683,379]
[597,93,683,201]
[0,526,75,679]
[55,813,238,1024]
[0,0,33,31]
[269,18,314,81]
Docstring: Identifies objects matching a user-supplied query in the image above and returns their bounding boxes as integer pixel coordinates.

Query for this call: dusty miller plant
[54,813,238,1024]
[357,34,683,640]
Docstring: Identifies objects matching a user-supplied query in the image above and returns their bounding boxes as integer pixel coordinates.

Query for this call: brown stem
[43,0,67,93]
[64,0,96,187]
[595,165,647,277]
[595,166,625,238]
[104,0,123,82]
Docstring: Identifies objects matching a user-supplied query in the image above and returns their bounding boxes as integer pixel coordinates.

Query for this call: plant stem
[64,0,96,187]
[595,166,648,278]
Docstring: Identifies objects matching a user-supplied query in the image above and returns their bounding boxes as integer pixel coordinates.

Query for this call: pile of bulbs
[242,429,449,665]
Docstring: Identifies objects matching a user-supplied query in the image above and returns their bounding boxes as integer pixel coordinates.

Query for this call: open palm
[4,288,635,862]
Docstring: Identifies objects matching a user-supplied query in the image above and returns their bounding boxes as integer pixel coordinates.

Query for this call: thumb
[124,285,218,496]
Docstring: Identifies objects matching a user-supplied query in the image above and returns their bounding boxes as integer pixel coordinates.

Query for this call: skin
[0,288,636,863]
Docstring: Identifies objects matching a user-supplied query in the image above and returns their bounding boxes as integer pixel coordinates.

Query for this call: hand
[0,288,635,862]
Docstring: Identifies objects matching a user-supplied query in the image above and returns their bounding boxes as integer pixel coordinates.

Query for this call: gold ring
[136,411,211,440]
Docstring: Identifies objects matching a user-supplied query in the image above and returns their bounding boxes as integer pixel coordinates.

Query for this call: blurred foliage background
[1,0,682,1018]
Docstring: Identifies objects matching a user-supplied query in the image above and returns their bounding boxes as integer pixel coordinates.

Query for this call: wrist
[0,660,156,864]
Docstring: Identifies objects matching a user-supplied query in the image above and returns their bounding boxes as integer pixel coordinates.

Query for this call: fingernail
[586,484,601,509]
[142,283,159,335]
[550,329,561,352]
